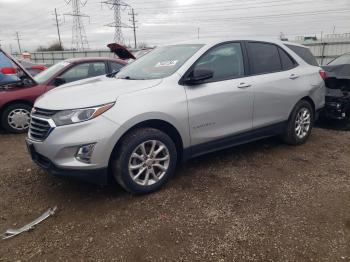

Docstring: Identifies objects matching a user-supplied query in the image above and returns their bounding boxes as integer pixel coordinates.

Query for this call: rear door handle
[237,82,251,89]
[289,74,299,80]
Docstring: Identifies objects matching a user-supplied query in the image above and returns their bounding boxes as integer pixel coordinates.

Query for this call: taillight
[319,70,327,80]
[1,67,17,75]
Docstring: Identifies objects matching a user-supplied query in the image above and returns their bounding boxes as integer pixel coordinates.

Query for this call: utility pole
[103,0,130,44]
[129,8,137,48]
[15,32,22,54]
[64,0,89,51]
[54,8,63,50]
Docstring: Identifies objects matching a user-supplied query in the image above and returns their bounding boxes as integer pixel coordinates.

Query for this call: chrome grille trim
[28,116,56,141]
[32,107,57,118]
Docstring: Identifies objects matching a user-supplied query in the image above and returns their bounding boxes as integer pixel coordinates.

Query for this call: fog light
[76,143,96,163]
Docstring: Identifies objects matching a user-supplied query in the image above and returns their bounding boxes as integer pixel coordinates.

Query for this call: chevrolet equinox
[26,39,325,194]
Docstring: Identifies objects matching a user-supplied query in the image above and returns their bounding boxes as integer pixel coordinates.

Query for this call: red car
[0,49,127,133]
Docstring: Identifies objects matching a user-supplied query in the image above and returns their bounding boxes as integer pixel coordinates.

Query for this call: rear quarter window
[247,42,282,74]
[285,44,318,66]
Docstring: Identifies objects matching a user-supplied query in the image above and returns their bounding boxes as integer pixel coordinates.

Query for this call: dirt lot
[0,126,350,261]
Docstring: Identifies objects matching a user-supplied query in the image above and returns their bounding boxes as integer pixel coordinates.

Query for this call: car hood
[35,75,162,110]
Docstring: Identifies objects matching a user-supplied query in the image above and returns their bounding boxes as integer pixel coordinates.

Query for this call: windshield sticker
[155,60,178,67]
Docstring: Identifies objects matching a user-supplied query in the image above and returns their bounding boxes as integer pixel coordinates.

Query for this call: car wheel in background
[112,128,177,194]
[283,100,314,145]
[1,103,32,133]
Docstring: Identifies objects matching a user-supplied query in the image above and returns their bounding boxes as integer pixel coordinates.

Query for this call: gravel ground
[0,127,350,261]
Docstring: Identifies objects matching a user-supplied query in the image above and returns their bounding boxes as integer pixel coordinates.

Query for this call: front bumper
[26,115,125,185]
[26,141,109,184]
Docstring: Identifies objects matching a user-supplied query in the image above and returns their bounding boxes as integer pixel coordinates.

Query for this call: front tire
[283,100,314,145]
[112,128,177,194]
[1,103,32,133]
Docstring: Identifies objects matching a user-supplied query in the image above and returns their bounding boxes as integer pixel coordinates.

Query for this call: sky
[0,0,349,53]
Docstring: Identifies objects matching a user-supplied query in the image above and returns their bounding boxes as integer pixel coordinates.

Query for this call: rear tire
[112,128,177,194]
[1,103,32,133]
[283,100,314,145]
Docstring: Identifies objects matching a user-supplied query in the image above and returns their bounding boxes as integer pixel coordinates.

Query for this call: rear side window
[278,47,296,70]
[247,42,282,74]
[285,44,318,66]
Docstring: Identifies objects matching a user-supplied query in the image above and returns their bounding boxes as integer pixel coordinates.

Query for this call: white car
[26,39,325,194]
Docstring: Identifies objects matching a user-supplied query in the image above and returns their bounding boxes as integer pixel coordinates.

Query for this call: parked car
[17,59,47,76]
[26,39,325,194]
[0,49,127,133]
[321,53,350,125]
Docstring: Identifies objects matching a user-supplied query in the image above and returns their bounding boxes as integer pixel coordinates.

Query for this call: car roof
[65,56,127,65]
[169,38,307,48]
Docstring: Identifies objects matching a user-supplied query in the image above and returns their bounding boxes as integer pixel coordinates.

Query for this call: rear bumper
[26,139,109,185]
[325,96,350,120]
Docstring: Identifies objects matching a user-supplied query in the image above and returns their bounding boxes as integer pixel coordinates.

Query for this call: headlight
[52,103,114,126]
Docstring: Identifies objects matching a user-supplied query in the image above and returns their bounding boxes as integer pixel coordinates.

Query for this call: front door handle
[289,74,299,80]
[237,82,251,89]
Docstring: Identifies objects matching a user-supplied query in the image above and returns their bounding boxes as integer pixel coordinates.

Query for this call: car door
[184,42,253,147]
[246,41,304,128]
[59,61,107,84]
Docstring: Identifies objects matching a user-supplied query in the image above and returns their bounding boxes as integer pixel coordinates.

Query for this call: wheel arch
[109,119,185,170]
[0,100,33,116]
[300,96,316,117]
[288,96,315,121]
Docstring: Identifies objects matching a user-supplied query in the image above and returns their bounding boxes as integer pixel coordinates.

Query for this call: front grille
[32,107,57,118]
[29,117,52,141]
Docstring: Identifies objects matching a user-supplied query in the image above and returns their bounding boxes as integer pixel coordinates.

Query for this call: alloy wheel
[295,107,311,139]
[128,140,170,186]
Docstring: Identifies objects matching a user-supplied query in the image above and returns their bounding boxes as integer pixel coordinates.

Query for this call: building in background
[294,33,350,65]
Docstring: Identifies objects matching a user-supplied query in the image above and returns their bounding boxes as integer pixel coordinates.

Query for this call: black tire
[283,100,314,145]
[1,103,32,133]
[112,128,178,194]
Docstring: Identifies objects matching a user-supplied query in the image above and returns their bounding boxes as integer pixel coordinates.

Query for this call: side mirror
[184,69,213,85]
[53,77,66,87]
[106,69,120,78]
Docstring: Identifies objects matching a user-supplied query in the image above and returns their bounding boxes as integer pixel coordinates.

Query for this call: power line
[102,0,130,44]
[128,8,138,48]
[53,8,63,49]
[15,32,22,54]
[145,9,350,24]
[137,0,342,14]
[64,0,89,51]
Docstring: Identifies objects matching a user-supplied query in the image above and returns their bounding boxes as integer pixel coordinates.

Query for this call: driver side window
[60,62,106,83]
[193,42,245,82]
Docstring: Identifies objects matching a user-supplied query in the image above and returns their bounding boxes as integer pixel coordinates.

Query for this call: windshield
[117,44,204,80]
[34,61,69,84]
[328,54,350,65]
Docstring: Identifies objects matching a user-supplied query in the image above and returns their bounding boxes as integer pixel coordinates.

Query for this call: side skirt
[183,122,287,161]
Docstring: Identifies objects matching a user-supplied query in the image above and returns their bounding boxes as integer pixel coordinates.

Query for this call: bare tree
[37,42,65,51]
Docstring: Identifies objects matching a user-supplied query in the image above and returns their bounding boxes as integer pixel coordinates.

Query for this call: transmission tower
[102,0,130,44]
[64,0,89,51]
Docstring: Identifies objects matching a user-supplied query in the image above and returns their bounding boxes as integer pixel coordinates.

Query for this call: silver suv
[26,39,325,194]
